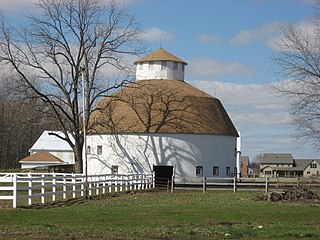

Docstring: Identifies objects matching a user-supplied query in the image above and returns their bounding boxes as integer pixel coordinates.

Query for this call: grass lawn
[0,190,319,239]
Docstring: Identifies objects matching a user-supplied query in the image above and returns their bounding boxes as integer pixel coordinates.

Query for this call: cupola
[134,48,188,81]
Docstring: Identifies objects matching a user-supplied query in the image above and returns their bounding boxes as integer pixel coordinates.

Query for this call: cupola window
[149,61,154,69]
[139,62,143,70]
[173,62,178,70]
[161,61,167,69]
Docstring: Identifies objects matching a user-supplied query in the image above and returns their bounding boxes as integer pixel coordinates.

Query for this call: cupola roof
[134,47,187,65]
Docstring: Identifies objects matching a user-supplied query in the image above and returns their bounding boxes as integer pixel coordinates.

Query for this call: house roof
[293,159,317,171]
[260,153,294,164]
[31,131,73,152]
[19,152,65,163]
[134,48,188,65]
[90,79,238,136]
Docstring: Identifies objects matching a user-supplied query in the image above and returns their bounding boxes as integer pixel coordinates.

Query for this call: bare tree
[0,0,145,172]
[273,1,320,151]
[0,73,59,169]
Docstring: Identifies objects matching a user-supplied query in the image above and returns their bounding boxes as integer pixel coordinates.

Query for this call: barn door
[153,165,173,188]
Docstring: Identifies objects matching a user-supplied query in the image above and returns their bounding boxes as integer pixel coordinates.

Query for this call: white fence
[0,172,154,208]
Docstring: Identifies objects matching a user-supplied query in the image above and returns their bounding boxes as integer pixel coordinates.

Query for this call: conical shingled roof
[90,79,238,136]
[134,48,188,65]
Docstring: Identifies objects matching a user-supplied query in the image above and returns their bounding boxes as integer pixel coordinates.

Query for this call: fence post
[28,172,32,205]
[63,175,67,200]
[203,177,206,193]
[102,175,106,194]
[152,172,155,188]
[265,177,269,193]
[12,174,17,209]
[72,173,76,199]
[52,172,56,202]
[233,177,237,193]
[41,174,45,204]
[171,175,174,194]
[89,176,92,196]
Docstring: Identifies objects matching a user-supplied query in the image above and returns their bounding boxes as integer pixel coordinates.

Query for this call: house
[260,153,320,178]
[87,48,239,181]
[19,131,74,169]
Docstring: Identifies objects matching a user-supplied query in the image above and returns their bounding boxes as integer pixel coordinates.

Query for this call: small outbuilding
[19,131,74,169]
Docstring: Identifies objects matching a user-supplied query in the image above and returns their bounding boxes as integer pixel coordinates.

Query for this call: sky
[1,0,319,161]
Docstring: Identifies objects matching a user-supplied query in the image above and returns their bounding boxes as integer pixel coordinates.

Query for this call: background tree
[273,0,320,151]
[0,0,145,172]
[0,72,59,169]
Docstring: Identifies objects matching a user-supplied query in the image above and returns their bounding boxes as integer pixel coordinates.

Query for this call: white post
[88,176,92,196]
[233,177,237,193]
[108,175,112,193]
[102,175,106,194]
[41,174,45,204]
[72,173,76,198]
[80,175,84,197]
[28,172,32,205]
[119,175,123,192]
[52,172,56,202]
[63,175,67,199]
[203,177,206,193]
[171,175,174,194]
[12,174,17,209]
[96,177,99,196]
[265,177,269,193]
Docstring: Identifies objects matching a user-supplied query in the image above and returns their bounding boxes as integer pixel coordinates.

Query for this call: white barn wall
[86,133,237,178]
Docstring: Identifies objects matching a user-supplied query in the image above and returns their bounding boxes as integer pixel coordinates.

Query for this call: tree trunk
[73,143,83,173]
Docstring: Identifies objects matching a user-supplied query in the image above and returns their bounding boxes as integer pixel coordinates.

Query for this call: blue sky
[1,0,318,161]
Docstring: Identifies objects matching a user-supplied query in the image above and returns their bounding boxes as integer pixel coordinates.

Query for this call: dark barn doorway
[153,165,173,188]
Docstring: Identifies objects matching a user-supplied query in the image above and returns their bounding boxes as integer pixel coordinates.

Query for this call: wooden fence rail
[172,177,320,193]
[0,172,155,208]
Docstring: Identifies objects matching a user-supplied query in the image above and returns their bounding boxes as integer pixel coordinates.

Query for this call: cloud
[187,57,254,77]
[140,27,176,42]
[188,80,317,159]
[0,0,35,11]
[197,34,221,45]
[230,22,279,46]
[268,20,317,51]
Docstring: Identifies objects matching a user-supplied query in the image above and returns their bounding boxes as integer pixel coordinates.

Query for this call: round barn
[87,48,239,182]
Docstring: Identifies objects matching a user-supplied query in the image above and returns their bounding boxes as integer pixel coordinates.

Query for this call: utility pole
[81,66,88,197]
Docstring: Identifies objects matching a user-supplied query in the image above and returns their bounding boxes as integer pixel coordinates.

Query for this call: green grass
[0,190,319,239]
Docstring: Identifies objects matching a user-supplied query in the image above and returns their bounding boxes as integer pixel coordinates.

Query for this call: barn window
[196,166,203,176]
[173,62,178,70]
[226,167,231,176]
[139,62,143,70]
[97,145,102,155]
[213,166,219,176]
[161,61,167,69]
[111,165,118,174]
[87,146,91,154]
